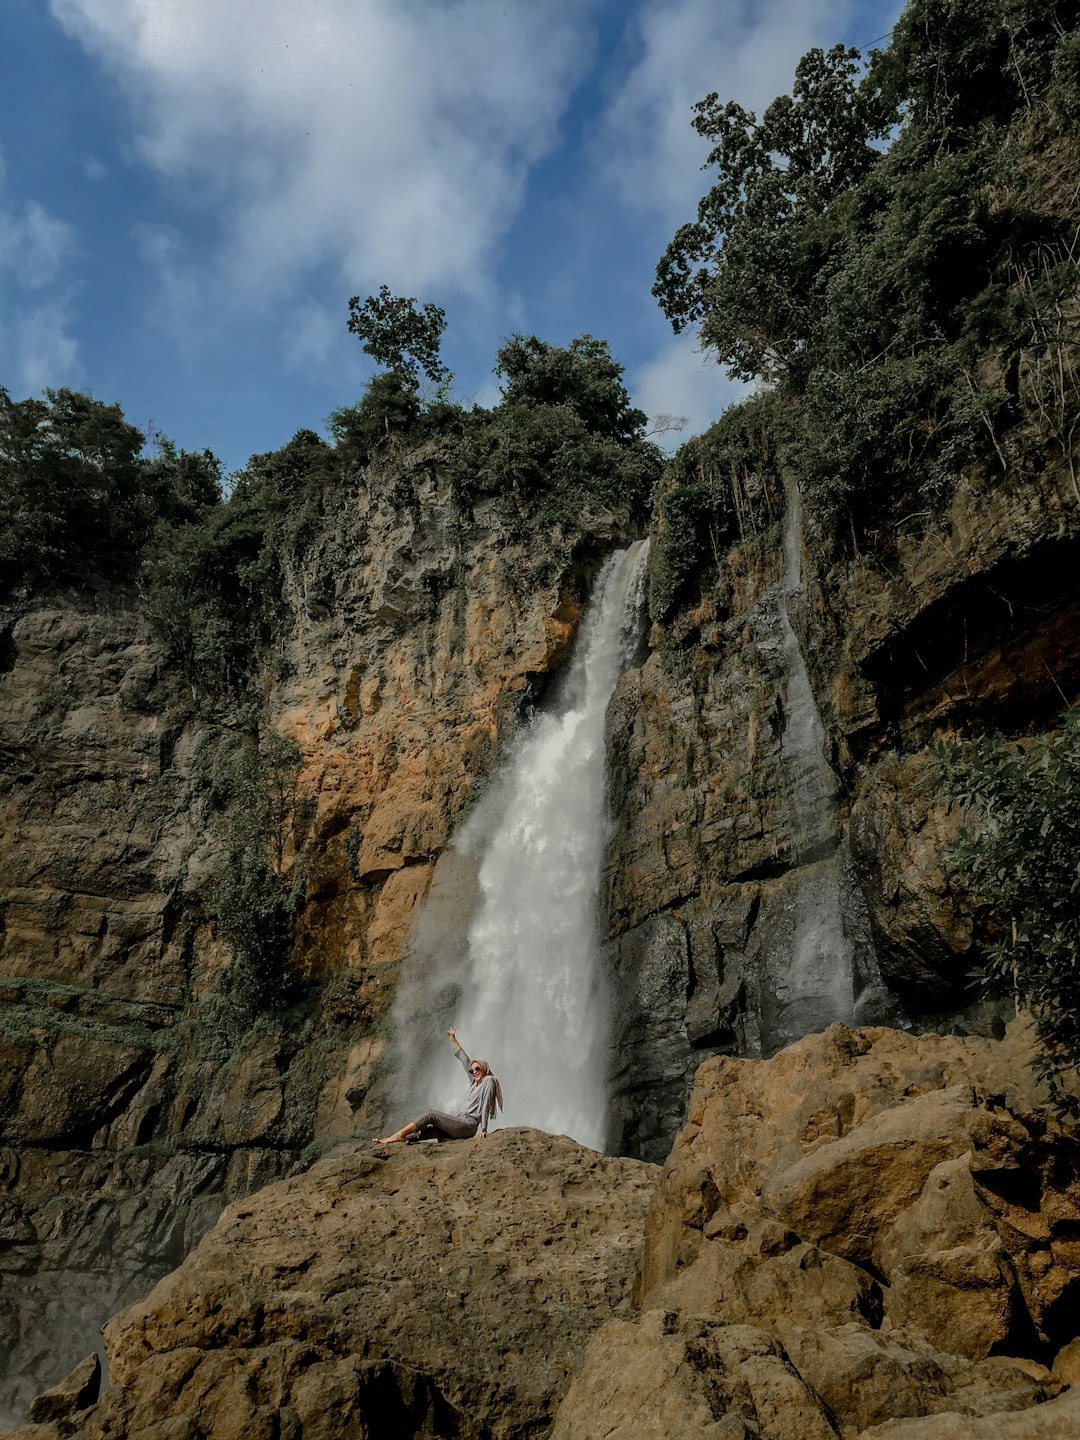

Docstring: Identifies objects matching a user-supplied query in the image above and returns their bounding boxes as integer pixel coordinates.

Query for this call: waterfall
[399,541,650,1150]
[766,488,895,1048]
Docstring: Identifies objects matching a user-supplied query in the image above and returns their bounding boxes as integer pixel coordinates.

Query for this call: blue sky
[2,0,900,476]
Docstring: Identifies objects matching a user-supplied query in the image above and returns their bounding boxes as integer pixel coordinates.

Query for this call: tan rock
[783,1324,1046,1438]
[1055,1337,1080,1387]
[875,1154,1012,1357]
[28,1352,100,1423]
[762,1084,978,1268]
[52,1131,657,1439]
[551,1314,839,1440]
[637,1024,1080,1439]
[854,1379,1080,1438]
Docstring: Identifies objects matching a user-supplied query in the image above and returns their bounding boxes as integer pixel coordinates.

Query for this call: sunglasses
[469,1065,482,1075]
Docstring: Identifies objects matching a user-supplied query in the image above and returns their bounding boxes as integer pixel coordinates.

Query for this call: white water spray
[415,542,649,1149]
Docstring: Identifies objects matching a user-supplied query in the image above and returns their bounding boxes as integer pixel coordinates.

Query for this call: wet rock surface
[602,464,1080,1160]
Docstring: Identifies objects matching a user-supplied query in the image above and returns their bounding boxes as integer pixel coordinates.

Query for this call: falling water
[405,541,649,1150]
[768,488,894,1047]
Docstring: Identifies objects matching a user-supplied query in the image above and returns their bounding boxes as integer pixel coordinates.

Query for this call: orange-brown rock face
[0,467,640,1421]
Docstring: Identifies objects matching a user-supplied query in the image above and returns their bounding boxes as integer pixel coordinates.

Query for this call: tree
[495,333,647,443]
[653,43,893,383]
[0,387,147,588]
[346,285,450,387]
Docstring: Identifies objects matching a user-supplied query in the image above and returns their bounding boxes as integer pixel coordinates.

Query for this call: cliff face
[0,460,639,1421]
[601,457,1080,1160]
[3,420,1079,1423]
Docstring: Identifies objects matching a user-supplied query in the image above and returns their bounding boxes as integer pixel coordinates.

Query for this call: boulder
[15,1130,655,1439]
[28,1353,100,1423]
[551,1313,839,1440]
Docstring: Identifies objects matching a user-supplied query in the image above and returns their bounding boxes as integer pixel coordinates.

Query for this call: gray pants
[412,1110,477,1142]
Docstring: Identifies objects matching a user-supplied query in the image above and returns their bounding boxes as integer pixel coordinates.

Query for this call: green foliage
[144,427,339,702]
[346,284,450,387]
[208,730,304,1032]
[935,714,1080,1109]
[655,0,1080,557]
[327,371,424,463]
[445,334,660,578]
[649,393,783,620]
[0,387,220,593]
[495,333,648,443]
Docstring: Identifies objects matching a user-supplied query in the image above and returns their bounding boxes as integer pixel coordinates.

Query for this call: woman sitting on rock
[373,1027,503,1146]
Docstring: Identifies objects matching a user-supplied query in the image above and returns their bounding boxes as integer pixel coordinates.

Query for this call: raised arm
[448,1027,471,1074]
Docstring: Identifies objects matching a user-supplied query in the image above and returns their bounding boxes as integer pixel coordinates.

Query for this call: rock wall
[602,459,1080,1160]
[3,431,1080,1423]
[0,458,640,1420]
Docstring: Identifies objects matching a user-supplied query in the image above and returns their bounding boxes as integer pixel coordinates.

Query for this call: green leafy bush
[935,715,1080,1109]
[144,427,339,703]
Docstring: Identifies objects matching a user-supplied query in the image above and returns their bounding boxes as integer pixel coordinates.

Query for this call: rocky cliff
[7,1022,1080,1439]
[4,431,1080,1421]
[4,422,1079,1424]
[602,455,1080,1160]
[0,456,639,1421]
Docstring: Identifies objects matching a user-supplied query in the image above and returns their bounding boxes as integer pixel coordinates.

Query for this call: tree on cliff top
[495,333,648,444]
[346,285,450,388]
[651,0,1080,554]
[0,386,221,594]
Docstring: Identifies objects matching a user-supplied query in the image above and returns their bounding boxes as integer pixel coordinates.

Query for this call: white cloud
[131,222,207,347]
[599,0,859,224]
[280,299,356,378]
[9,300,82,393]
[0,199,77,289]
[49,0,594,310]
[632,333,748,447]
[0,182,81,392]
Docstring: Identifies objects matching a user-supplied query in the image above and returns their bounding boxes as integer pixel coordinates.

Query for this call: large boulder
[3,1130,656,1439]
[575,1021,1080,1439]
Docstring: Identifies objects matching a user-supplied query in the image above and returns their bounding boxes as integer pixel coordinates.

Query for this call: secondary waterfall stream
[767,486,894,1048]
[398,541,650,1150]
